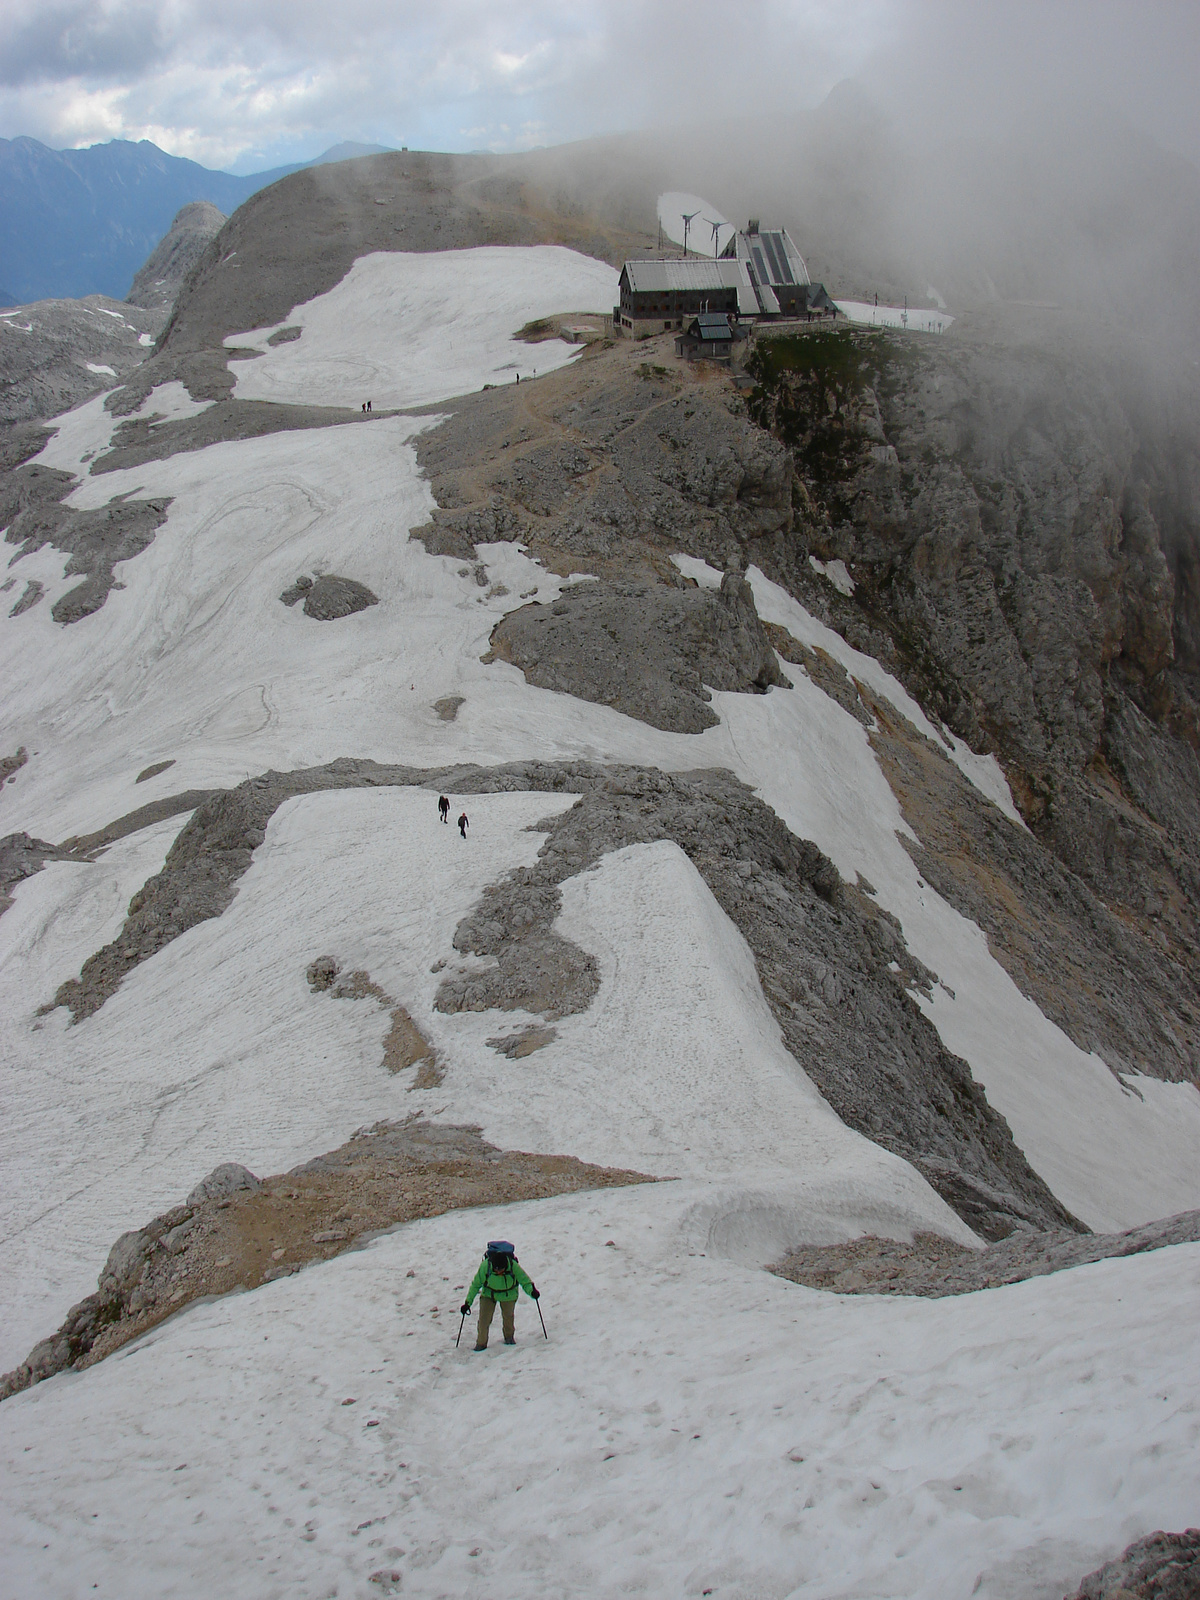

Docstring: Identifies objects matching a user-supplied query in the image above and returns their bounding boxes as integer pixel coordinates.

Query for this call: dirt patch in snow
[305,953,440,1083]
[0,1120,654,1402]
[1,745,28,784]
[770,1208,1200,1297]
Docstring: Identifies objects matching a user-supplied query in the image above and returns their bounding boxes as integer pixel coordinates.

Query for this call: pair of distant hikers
[461,1241,539,1349]
[438,794,468,837]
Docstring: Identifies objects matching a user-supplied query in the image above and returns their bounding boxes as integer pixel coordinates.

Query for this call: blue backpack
[486,1239,516,1274]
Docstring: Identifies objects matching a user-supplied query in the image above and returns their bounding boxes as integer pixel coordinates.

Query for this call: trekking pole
[455,1307,467,1349]
[535,1299,548,1341]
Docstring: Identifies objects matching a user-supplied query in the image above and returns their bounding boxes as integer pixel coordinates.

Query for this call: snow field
[2,1190,1197,1600]
[4,383,1199,1361]
[0,798,971,1373]
[2,238,1198,1599]
[0,788,575,1370]
[224,246,621,409]
[417,839,974,1250]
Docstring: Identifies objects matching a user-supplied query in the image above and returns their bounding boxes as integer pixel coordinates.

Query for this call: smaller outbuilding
[675,312,735,360]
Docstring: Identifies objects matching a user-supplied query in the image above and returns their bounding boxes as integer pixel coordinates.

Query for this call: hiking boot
[473,1344,487,1352]
[503,1337,516,1345]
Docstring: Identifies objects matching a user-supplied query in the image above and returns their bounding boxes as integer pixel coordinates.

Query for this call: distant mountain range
[0,138,393,306]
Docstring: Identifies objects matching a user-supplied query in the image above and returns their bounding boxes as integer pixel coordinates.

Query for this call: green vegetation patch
[747,327,900,488]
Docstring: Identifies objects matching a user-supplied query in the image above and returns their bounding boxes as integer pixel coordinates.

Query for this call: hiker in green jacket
[461,1240,538,1350]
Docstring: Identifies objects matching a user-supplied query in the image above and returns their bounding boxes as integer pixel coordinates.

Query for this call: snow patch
[836,299,954,333]
[84,362,116,376]
[224,246,620,410]
[132,380,214,423]
[809,553,855,595]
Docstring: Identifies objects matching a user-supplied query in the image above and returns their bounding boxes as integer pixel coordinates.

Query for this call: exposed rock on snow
[295,573,379,620]
[135,758,175,783]
[0,1120,652,1402]
[485,566,787,733]
[0,295,161,425]
[1065,1528,1200,1600]
[7,580,42,616]
[93,393,376,473]
[37,756,1078,1239]
[771,1207,1200,1297]
[0,746,27,783]
[186,1162,261,1206]
[2,443,171,624]
[0,831,71,915]
[126,202,226,314]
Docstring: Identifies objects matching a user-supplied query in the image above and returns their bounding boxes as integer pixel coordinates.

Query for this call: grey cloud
[0,0,174,88]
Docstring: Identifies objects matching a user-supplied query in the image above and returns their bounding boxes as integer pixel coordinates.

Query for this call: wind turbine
[680,210,698,257]
[707,218,724,257]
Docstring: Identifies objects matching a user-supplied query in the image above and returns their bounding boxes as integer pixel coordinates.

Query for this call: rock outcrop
[1065,1528,1200,1600]
[771,1207,1200,1297]
[126,201,226,314]
[0,294,160,425]
[0,1124,651,1402]
[486,566,787,732]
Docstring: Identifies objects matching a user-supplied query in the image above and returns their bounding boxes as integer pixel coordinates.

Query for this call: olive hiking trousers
[476,1295,515,1347]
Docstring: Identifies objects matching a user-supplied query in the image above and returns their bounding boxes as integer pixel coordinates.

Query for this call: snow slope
[2,1192,1197,1600]
[3,241,1199,1599]
[224,246,620,409]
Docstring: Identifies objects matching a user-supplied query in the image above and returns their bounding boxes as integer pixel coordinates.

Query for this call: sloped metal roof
[725,226,811,288]
[620,259,752,294]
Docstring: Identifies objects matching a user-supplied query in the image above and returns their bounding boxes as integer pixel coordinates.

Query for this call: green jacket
[466,1256,535,1306]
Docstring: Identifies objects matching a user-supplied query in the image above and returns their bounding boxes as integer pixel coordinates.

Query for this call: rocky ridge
[0,1122,653,1403]
[770,1207,1200,1297]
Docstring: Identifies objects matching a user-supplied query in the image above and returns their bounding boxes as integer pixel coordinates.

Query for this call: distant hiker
[458,811,469,838]
[515,373,520,384]
[367,400,372,412]
[461,1240,538,1349]
[438,794,450,824]
[361,402,366,413]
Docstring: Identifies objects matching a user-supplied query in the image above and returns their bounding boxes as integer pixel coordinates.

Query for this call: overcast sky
[0,0,1196,174]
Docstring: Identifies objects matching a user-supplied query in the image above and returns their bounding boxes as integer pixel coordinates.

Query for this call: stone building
[617,221,838,335]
